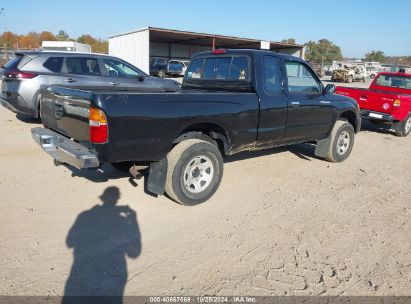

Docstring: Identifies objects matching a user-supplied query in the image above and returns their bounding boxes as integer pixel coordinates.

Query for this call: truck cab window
[185,56,249,81]
[229,57,249,81]
[263,56,281,94]
[203,58,231,79]
[185,58,205,79]
[285,61,321,93]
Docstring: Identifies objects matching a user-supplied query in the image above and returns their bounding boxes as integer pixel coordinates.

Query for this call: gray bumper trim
[31,127,100,169]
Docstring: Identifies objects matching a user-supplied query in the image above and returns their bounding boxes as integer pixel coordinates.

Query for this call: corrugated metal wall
[275,47,305,59]
[108,29,150,74]
[150,41,211,60]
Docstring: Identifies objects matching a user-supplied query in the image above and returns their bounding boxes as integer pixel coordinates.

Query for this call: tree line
[1,30,409,66]
[0,30,108,53]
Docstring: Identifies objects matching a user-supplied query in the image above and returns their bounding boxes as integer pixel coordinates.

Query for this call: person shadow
[62,187,141,304]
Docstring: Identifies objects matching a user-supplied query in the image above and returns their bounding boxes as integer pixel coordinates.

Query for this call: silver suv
[0,51,180,118]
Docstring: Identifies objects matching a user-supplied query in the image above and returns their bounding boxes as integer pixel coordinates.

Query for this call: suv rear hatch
[1,53,37,100]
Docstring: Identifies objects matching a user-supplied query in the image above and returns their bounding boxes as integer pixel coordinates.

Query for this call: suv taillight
[89,107,108,143]
[5,70,38,79]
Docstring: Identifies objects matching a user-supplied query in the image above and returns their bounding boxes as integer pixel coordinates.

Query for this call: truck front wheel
[165,139,223,205]
[394,115,411,137]
[325,120,355,162]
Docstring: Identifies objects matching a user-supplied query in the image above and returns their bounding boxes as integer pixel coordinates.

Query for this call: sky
[0,0,410,58]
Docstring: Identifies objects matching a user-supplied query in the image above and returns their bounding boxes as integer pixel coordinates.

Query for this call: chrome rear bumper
[31,127,100,169]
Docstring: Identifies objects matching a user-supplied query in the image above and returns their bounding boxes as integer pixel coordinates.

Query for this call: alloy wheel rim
[405,117,411,134]
[183,155,214,193]
[337,130,350,155]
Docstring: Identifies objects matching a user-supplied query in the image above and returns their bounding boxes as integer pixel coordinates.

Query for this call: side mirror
[324,84,335,94]
[137,76,145,82]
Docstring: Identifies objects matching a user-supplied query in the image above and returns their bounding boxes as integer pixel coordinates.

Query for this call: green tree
[77,34,108,53]
[365,50,386,63]
[281,38,296,44]
[305,39,343,66]
[56,30,69,41]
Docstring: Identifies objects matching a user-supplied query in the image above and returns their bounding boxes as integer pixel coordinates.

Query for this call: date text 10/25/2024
[149,296,257,303]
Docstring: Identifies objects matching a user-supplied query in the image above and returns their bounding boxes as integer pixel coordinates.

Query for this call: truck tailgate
[40,87,91,142]
[336,86,399,115]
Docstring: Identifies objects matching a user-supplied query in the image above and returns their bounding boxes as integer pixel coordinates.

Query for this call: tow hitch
[128,159,167,196]
[129,165,144,180]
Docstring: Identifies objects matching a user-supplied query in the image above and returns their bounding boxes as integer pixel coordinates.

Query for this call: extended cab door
[284,60,333,141]
[255,55,288,147]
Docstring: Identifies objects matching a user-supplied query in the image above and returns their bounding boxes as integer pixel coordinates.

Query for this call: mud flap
[147,158,168,195]
[315,136,332,158]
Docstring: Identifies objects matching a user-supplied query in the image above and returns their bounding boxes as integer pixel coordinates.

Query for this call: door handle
[110,81,120,86]
[65,78,76,83]
[360,95,367,101]
[320,100,331,104]
[291,101,300,106]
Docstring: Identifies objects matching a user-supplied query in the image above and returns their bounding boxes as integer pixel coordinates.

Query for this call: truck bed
[336,86,411,121]
[40,86,260,163]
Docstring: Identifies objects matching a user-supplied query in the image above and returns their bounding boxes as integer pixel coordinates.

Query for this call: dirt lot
[0,94,410,297]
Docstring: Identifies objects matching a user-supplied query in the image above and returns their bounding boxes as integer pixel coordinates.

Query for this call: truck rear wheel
[394,115,411,137]
[325,120,355,163]
[165,139,223,206]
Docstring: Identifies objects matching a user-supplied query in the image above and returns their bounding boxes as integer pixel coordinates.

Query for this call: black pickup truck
[32,49,360,205]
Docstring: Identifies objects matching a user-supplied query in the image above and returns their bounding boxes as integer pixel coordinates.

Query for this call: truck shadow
[68,144,318,186]
[68,164,156,197]
[62,187,141,304]
[69,164,129,182]
[360,119,397,136]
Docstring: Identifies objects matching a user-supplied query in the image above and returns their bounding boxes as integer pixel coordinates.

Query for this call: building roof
[109,26,303,50]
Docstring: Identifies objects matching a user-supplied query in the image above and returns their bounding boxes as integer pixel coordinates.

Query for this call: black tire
[111,161,134,172]
[165,139,223,206]
[394,115,411,137]
[325,120,355,163]
[36,93,42,121]
[158,69,165,78]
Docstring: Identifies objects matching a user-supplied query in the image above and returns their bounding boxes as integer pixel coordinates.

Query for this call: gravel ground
[0,91,410,297]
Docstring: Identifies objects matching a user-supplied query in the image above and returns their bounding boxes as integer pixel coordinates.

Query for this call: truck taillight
[89,107,108,143]
[393,99,401,107]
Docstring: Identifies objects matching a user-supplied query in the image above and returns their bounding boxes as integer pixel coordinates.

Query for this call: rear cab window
[185,55,250,81]
[374,74,411,89]
[65,57,101,76]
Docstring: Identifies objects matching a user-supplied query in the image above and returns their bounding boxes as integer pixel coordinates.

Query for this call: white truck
[41,41,91,53]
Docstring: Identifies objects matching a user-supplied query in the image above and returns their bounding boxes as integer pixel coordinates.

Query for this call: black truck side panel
[92,91,260,162]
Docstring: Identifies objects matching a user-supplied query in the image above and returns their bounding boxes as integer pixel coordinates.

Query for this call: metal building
[108,26,305,74]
